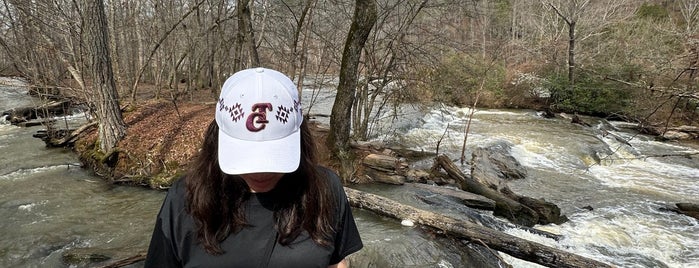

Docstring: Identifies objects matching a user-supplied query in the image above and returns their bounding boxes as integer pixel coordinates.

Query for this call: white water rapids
[1,79,697,267]
[367,104,699,268]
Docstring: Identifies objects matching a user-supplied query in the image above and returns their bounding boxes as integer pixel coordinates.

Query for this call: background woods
[1,0,699,160]
[1,2,699,267]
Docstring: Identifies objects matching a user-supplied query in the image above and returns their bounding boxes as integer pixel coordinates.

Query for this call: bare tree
[233,0,260,71]
[128,0,206,102]
[328,0,378,182]
[547,0,590,90]
[351,0,428,140]
[83,0,126,153]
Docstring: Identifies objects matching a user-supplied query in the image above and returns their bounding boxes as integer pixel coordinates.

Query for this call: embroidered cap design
[276,105,291,124]
[215,67,302,175]
[219,98,246,122]
[246,103,273,132]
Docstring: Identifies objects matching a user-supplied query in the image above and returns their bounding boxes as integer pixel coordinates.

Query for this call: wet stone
[61,248,111,266]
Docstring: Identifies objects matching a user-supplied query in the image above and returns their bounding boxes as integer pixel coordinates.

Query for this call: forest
[1,0,698,160]
[2,1,699,267]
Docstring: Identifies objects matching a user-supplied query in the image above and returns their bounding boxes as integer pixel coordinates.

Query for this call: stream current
[1,79,698,267]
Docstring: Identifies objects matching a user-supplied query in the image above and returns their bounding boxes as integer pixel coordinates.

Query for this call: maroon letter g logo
[246,103,272,132]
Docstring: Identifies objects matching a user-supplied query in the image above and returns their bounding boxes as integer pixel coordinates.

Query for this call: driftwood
[637,125,699,140]
[353,141,436,160]
[437,154,567,226]
[2,99,72,125]
[571,114,591,127]
[33,121,97,147]
[361,153,444,185]
[16,118,56,127]
[407,182,496,210]
[362,153,409,185]
[364,168,405,185]
[345,187,612,268]
[363,153,406,172]
[97,252,146,268]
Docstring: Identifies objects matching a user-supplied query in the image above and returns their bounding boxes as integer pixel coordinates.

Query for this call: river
[367,103,699,268]
[0,78,165,267]
[2,78,698,267]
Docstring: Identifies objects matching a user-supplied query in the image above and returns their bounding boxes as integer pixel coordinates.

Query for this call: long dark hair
[185,118,335,255]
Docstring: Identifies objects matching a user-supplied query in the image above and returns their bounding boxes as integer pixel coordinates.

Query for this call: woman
[145,67,363,267]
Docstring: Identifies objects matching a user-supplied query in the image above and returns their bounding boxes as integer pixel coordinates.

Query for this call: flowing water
[2,79,698,267]
[0,78,166,267]
[368,104,699,268]
[0,81,491,268]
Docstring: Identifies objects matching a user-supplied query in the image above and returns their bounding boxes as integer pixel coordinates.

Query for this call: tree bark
[328,0,377,182]
[436,154,540,226]
[549,2,588,92]
[345,187,612,268]
[84,0,126,154]
[568,20,575,89]
[233,0,259,71]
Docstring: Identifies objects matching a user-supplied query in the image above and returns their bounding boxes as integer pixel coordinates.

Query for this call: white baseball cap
[215,67,303,175]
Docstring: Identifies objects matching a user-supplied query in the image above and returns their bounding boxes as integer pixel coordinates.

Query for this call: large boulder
[470,141,527,191]
[675,203,699,220]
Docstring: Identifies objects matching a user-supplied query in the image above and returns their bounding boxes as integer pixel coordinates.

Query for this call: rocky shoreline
[6,90,699,267]
[7,95,699,224]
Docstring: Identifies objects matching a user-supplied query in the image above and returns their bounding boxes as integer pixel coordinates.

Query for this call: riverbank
[73,98,341,189]
[8,81,699,267]
[74,100,210,188]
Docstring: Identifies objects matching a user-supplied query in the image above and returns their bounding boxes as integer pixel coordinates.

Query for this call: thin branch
[129,0,207,102]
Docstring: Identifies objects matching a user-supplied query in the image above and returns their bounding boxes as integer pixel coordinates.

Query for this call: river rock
[662,130,694,140]
[675,203,699,220]
[470,141,527,189]
[61,248,111,266]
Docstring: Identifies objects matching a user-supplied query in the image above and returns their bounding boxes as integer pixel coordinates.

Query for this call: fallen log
[35,121,97,147]
[362,153,410,185]
[407,182,496,210]
[363,153,406,172]
[351,141,436,161]
[2,99,73,125]
[345,187,612,268]
[438,153,568,226]
[410,184,561,241]
[364,168,405,185]
[437,154,540,226]
[17,118,56,127]
[97,252,146,268]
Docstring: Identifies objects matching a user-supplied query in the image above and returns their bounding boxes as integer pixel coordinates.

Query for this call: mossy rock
[61,248,111,266]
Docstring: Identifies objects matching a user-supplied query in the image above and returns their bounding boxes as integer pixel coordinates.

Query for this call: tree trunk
[568,20,575,90]
[289,0,315,81]
[328,0,377,182]
[345,187,613,268]
[84,0,126,154]
[233,0,259,71]
[548,2,578,92]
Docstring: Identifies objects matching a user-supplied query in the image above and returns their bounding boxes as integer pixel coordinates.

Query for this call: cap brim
[218,129,301,175]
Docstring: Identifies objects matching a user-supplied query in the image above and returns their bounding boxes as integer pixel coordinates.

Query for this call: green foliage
[636,3,668,21]
[421,52,506,106]
[546,72,632,116]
